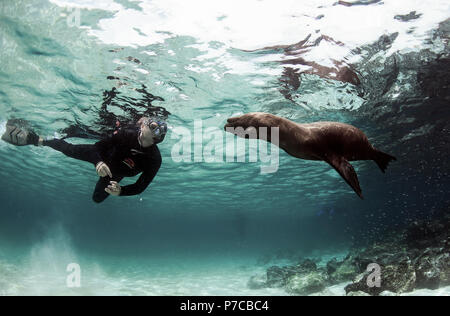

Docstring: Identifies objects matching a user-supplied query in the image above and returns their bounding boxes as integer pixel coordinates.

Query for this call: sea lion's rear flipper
[372,149,396,173]
[324,155,363,199]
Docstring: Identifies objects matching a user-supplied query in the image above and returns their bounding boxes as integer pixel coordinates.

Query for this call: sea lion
[224,112,396,199]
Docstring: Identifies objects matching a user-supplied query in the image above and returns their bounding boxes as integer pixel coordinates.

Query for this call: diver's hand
[96,161,112,178]
[105,181,121,196]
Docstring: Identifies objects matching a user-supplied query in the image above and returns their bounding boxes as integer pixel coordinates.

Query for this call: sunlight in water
[0,0,449,296]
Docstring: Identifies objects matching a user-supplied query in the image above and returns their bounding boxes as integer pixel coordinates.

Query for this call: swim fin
[1,120,39,146]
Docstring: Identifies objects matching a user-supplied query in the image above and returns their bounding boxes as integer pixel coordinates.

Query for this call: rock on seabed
[248,208,450,296]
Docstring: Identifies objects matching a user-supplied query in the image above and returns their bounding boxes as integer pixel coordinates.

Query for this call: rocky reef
[249,211,450,296]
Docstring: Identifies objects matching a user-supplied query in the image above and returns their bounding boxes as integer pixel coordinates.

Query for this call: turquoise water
[0,0,449,295]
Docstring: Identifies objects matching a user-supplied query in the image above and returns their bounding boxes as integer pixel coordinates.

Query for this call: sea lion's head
[224,112,276,139]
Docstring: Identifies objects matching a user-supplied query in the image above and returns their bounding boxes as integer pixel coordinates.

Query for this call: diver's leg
[43,139,99,164]
[92,176,123,203]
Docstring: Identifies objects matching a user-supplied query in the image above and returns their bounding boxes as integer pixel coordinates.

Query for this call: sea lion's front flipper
[324,155,363,199]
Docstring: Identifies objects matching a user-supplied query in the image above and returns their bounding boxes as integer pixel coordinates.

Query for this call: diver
[1,117,167,203]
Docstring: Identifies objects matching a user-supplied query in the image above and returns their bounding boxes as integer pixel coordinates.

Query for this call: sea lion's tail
[373,149,396,173]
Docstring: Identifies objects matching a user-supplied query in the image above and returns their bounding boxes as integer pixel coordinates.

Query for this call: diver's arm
[120,153,162,196]
[94,137,114,176]
[93,130,125,174]
[93,132,120,165]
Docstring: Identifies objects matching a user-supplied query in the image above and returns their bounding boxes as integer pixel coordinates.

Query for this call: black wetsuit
[43,128,162,203]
